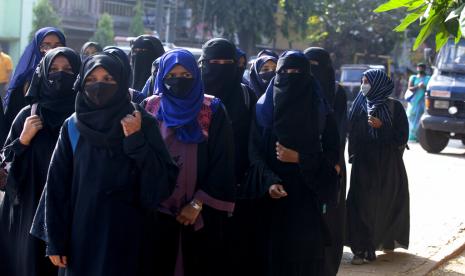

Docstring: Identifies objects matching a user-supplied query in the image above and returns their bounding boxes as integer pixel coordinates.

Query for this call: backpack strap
[240,83,250,111]
[67,113,80,154]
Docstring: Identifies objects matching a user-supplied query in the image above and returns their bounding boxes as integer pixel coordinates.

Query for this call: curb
[425,228,465,275]
[426,241,465,275]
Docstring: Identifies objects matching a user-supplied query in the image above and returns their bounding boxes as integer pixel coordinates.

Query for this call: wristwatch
[190,200,202,211]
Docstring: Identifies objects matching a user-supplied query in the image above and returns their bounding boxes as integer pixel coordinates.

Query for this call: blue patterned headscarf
[6,27,65,103]
[155,49,205,143]
[349,69,394,137]
[249,55,277,98]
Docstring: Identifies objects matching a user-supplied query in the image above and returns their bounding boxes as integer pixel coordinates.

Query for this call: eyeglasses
[40,43,64,52]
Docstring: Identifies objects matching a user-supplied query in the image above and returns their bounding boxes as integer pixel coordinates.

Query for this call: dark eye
[104,76,112,82]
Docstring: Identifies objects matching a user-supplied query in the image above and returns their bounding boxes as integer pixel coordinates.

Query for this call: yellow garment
[0,52,13,83]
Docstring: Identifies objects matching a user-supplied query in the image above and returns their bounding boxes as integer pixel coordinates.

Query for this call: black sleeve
[391,100,409,147]
[2,107,30,161]
[195,105,236,207]
[0,103,7,146]
[245,117,282,198]
[4,86,27,132]
[321,113,340,167]
[45,121,74,256]
[333,85,348,146]
[124,109,178,210]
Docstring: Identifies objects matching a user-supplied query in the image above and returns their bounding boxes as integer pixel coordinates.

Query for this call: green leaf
[394,5,427,32]
[455,27,462,44]
[413,13,440,50]
[460,2,465,37]
[445,18,459,35]
[374,0,418,13]
[446,3,465,22]
[436,23,450,51]
[406,0,426,11]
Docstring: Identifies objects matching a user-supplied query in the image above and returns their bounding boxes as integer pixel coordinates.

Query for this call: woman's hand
[19,115,43,145]
[335,164,341,175]
[276,142,299,163]
[269,184,288,199]
[121,111,142,137]
[368,116,383,129]
[49,255,67,268]
[176,201,202,226]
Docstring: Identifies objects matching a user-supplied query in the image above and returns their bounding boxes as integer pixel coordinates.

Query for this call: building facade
[0,0,37,65]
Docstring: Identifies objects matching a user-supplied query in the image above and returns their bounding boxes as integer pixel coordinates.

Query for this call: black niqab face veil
[200,38,245,119]
[273,51,321,154]
[304,47,336,106]
[130,35,165,91]
[75,53,134,147]
[25,47,81,129]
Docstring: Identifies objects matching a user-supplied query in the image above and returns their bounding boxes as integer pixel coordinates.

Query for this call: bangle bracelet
[190,200,202,211]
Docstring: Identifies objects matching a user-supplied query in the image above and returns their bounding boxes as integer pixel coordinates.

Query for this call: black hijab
[25,47,81,129]
[200,38,245,121]
[75,53,134,147]
[273,51,321,154]
[80,41,103,60]
[130,35,165,90]
[304,47,336,106]
[104,46,132,85]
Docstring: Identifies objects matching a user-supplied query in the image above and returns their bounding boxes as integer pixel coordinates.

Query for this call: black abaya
[322,84,348,276]
[249,120,328,276]
[151,105,236,276]
[40,108,177,276]
[346,98,410,256]
[0,106,58,276]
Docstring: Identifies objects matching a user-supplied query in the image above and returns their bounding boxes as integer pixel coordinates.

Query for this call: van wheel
[418,126,449,153]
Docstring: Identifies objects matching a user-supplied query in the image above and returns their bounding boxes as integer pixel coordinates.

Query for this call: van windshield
[437,40,465,73]
[341,69,365,83]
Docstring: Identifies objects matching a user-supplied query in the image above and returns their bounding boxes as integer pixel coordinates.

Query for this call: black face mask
[259,71,275,84]
[48,71,76,97]
[84,82,118,107]
[164,77,195,98]
[201,63,236,94]
[274,72,303,88]
[418,70,426,75]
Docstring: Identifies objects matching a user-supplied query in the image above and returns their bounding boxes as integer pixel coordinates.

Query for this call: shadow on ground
[339,250,438,275]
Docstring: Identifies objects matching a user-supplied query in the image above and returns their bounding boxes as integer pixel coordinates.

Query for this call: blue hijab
[155,49,205,144]
[6,27,65,97]
[249,55,277,98]
[349,69,394,137]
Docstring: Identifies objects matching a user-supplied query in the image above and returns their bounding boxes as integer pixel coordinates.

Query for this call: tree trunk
[238,29,255,56]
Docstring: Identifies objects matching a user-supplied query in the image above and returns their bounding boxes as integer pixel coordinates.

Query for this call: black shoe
[366,251,377,262]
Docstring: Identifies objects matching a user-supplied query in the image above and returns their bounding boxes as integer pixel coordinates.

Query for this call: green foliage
[185,0,277,52]
[375,0,465,51]
[91,13,115,47]
[130,0,145,36]
[30,0,61,40]
[281,0,404,66]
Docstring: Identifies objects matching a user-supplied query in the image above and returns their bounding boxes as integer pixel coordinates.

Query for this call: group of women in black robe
[0,26,410,276]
